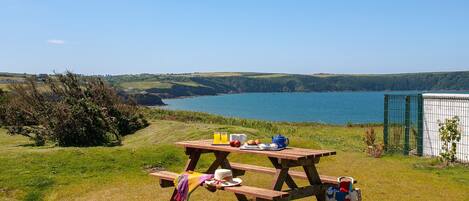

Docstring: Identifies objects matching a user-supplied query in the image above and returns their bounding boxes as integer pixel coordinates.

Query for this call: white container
[229,134,247,144]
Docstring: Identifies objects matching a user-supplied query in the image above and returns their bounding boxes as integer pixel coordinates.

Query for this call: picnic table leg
[206,151,249,201]
[268,157,298,190]
[184,148,202,171]
[235,193,249,201]
[206,151,230,173]
[303,159,325,201]
[170,148,202,201]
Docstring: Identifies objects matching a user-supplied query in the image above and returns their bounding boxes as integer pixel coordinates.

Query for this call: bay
[162,91,419,124]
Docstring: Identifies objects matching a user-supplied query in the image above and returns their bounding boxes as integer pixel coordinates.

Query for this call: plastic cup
[220,132,229,144]
[213,132,221,144]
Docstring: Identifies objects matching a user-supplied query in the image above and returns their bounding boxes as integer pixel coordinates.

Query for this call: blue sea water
[162,91,418,124]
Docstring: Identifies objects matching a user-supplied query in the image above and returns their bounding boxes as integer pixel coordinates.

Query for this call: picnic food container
[229,134,247,144]
[240,143,285,151]
[272,134,289,148]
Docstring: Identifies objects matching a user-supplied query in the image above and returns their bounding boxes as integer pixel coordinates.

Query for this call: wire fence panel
[384,93,469,163]
[422,93,469,163]
[384,94,422,155]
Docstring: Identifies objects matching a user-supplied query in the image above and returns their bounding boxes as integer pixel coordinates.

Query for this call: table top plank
[175,140,335,160]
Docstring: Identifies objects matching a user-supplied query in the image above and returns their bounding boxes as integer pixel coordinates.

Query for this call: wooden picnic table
[152,139,340,201]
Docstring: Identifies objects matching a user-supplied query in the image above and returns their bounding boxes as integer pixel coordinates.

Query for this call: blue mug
[272,134,289,148]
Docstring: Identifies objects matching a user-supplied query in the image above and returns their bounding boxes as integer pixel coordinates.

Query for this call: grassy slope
[118,81,206,90]
[119,81,174,90]
[0,84,11,90]
[1,117,468,201]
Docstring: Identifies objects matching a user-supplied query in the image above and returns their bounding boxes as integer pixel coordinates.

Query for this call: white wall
[422,93,469,163]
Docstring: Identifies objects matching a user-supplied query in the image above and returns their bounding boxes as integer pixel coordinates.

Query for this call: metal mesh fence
[383,94,422,155]
[384,93,469,163]
[422,94,469,163]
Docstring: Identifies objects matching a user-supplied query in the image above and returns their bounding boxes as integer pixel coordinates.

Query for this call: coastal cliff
[107,71,469,99]
[118,91,166,106]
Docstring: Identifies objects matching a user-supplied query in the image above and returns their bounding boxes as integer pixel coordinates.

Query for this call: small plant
[391,126,402,151]
[438,116,461,166]
[364,128,384,158]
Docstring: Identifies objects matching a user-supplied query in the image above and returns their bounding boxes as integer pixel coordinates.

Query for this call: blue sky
[1,0,468,75]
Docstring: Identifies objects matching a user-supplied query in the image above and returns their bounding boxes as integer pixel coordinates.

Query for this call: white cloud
[47,39,65,45]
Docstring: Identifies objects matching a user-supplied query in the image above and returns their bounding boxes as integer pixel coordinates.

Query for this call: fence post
[383,95,389,151]
[404,96,411,155]
[417,94,424,156]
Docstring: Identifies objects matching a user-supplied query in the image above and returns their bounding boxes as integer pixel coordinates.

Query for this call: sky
[0,0,468,75]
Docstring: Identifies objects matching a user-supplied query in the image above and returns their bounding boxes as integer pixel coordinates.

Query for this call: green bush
[2,72,148,146]
[0,89,6,125]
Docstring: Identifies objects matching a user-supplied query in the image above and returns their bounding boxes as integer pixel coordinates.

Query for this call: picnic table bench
[150,139,356,201]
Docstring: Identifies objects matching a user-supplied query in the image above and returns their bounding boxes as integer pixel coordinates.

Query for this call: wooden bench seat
[150,171,178,187]
[225,185,289,201]
[150,171,289,201]
[230,162,357,185]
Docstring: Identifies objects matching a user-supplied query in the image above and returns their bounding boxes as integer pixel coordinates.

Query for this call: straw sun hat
[205,169,242,187]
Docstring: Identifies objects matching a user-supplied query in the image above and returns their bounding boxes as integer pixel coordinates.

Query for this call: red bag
[326,177,361,201]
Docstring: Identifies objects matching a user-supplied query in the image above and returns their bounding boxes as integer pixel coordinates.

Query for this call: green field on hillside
[0,110,468,201]
[119,81,174,90]
[0,84,10,90]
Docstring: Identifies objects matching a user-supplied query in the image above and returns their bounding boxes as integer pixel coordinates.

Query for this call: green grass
[248,74,289,78]
[0,83,48,92]
[118,81,205,90]
[119,81,173,89]
[0,110,468,201]
[0,75,26,81]
[0,85,10,92]
[170,81,205,87]
[190,72,245,77]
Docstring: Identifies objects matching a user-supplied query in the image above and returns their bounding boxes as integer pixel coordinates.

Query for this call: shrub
[3,72,148,146]
[0,89,6,125]
[364,128,384,158]
[438,116,461,165]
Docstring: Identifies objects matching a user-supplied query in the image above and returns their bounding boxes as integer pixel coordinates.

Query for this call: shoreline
[147,107,384,127]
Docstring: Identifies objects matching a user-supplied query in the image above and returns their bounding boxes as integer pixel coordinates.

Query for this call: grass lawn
[119,81,174,90]
[248,74,289,78]
[0,84,10,90]
[119,81,205,90]
[0,113,468,201]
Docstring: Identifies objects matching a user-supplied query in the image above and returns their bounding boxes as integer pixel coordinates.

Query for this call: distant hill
[2,71,469,103]
[0,73,165,106]
[105,71,469,99]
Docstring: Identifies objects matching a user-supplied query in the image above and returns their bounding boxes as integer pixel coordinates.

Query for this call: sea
[162,91,422,125]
